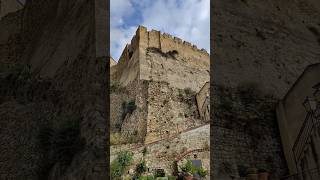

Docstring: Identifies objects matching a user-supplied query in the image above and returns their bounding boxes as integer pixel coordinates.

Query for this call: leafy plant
[184,88,192,95]
[180,160,208,178]
[168,175,177,180]
[111,151,133,179]
[135,160,147,176]
[154,169,166,177]
[181,160,193,174]
[138,176,155,180]
[121,100,137,120]
[197,166,208,178]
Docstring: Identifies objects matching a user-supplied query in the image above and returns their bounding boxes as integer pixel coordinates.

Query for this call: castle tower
[112,25,210,144]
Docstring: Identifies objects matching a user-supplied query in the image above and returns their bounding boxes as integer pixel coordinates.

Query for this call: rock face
[212,0,320,98]
[110,26,210,176]
[212,0,320,178]
[0,0,107,179]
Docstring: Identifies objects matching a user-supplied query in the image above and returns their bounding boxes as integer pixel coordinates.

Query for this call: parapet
[116,25,209,64]
[138,25,209,56]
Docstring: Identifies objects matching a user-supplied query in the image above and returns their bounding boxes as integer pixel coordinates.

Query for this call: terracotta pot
[258,172,269,180]
[184,176,193,180]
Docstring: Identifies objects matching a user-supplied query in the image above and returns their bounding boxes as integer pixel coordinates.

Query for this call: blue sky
[111,0,210,61]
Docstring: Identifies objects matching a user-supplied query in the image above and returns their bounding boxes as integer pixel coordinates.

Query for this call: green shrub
[180,160,208,178]
[184,88,192,95]
[181,160,193,174]
[135,160,147,176]
[121,100,137,120]
[138,175,155,180]
[197,167,208,178]
[111,151,133,179]
[127,100,137,113]
[168,175,177,180]
[154,169,166,177]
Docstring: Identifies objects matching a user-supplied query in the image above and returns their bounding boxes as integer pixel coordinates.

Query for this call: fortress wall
[113,25,210,145]
[144,50,209,92]
[144,81,204,144]
[115,25,210,91]
[120,79,148,141]
[148,29,161,49]
[159,33,209,67]
[134,26,209,91]
[111,125,210,176]
[114,44,140,86]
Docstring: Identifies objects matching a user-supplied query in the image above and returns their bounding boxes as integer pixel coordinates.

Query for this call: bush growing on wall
[121,100,137,120]
[180,160,208,178]
[135,160,147,176]
[111,151,133,179]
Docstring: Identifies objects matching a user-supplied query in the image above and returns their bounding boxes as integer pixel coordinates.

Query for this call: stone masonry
[110,26,210,177]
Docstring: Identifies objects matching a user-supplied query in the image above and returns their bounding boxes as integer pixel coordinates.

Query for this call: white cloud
[110,0,136,60]
[110,0,210,61]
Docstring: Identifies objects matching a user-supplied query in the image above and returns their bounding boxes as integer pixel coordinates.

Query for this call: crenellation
[162,32,172,39]
[173,36,183,44]
[183,41,192,46]
[192,44,197,49]
[117,25,210,64]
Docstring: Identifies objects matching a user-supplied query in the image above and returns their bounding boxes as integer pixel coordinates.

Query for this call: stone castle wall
[137,26,210,92]
[114,25,209,91]
[144,80,204,144]
[111,25,210,145]
[111,124,210,176]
